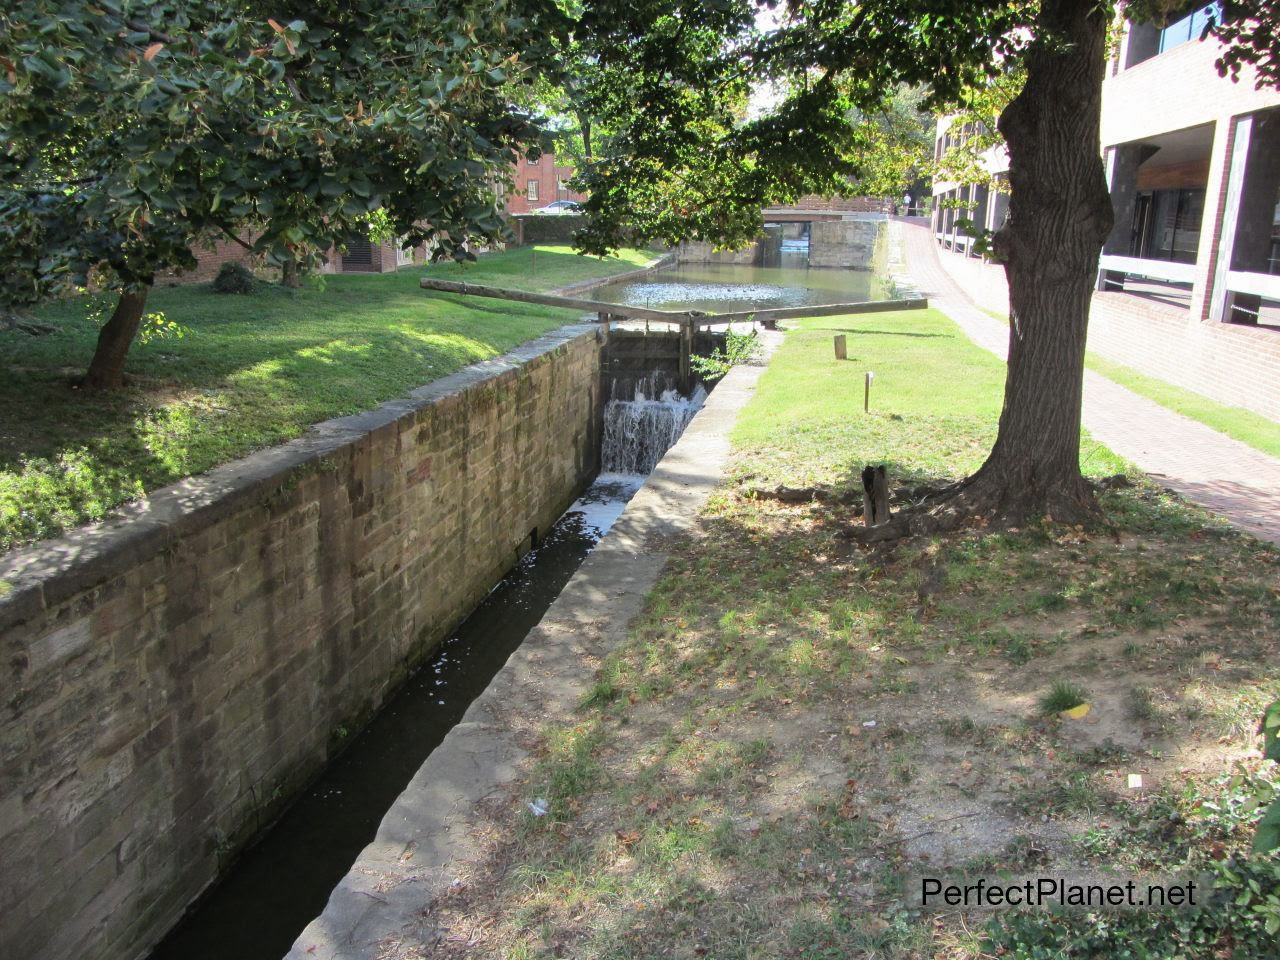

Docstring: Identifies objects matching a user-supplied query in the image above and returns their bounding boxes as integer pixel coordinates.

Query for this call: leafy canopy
[566,0,1030,255]
[0,0,568,308]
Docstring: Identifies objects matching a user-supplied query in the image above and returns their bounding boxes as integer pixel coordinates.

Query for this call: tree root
[742,484,860,506]
[847,469,1103,545]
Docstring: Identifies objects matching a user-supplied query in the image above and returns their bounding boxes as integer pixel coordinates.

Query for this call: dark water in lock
[147,475,643,960]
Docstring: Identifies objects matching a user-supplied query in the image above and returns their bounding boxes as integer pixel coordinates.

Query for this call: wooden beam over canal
[420,278,699,325]
[420,277,928,329]
[420,276,929,392]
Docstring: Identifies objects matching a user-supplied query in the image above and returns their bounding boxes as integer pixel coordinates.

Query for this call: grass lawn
[0,245,652,552]
[417,309,1280,959]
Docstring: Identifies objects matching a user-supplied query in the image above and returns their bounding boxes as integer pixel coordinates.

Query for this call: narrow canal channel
[149,251,883,960]
[148,475,643,960]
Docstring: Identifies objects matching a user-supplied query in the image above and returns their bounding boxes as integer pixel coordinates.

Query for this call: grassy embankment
[0,246,652,552]
[416,307,1280,959]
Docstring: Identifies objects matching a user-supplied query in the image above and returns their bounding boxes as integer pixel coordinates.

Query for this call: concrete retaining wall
[0,325,605,960]
[675,241,759,265]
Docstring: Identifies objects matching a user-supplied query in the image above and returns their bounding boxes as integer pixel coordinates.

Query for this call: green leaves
[1,0,569,318]
[1262,701,1280,763]
[1255,701,1280,854]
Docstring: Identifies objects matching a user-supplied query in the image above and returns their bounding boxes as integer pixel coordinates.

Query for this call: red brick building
[504,152,586,214]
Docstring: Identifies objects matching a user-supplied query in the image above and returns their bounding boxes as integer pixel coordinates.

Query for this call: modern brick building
[930,4,1280,420]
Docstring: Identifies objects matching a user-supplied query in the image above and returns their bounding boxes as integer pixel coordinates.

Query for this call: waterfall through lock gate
[601,372,708,476]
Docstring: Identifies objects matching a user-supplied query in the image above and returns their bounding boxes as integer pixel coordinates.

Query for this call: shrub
[690,330,761,382]
[211,261,257,294]
[984,853,1280,955]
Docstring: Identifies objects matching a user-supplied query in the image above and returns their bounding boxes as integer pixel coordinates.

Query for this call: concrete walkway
[892,218,1280,545]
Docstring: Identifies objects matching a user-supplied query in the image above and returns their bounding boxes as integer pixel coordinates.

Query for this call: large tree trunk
[82,286,150,390]
[281,257,302,288]
[971,0,1114,525]
[859,0,1114,542]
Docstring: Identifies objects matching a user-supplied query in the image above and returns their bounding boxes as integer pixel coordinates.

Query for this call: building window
[527,155,539,165]
[1158,3,1221,55]
[526,180,539,201]
[1130,188,1205,264]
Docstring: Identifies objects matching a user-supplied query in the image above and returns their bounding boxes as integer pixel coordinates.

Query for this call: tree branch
[122,18,177,45]
[218,226,254,252]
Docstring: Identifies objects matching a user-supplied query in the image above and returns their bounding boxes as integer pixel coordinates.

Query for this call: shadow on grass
[397,478,1280,959]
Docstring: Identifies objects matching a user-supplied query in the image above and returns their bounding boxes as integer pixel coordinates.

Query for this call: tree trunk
[578,111,593,161]
[281,257,301,288]
[82,286,150,390]
[972,0,1114,525]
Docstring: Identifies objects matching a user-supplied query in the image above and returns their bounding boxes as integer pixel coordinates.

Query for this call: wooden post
[679,317,694,394]
[864,371,874,413]
[861,465,890,526]
[833,334,847,360]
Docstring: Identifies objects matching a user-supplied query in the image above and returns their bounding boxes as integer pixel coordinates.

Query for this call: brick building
[170,232,416,286]
[504,152,586,214]
[930,4,1280,420]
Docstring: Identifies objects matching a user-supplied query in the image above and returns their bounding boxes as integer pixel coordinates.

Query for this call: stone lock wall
[808,220,882,269]
[0,325,605,960]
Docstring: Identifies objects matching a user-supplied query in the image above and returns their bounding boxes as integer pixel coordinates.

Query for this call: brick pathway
[891,218,1280,545]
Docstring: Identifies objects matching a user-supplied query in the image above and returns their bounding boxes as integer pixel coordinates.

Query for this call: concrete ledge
[286,339,775,960]
[552,254,674,298]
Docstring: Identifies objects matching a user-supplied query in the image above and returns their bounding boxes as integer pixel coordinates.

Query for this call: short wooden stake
[864,371,874,413]
[833,334,847,360]
[861,465,890,526]
[678,318,694,393]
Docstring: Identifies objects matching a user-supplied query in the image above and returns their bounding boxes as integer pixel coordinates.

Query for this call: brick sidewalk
[892,218,1280,545]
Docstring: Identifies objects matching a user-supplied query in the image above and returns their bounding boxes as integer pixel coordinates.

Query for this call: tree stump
[833,334,847,360]
[861,465,890,526]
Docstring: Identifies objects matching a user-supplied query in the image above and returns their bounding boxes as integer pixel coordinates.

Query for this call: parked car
[532,200,581,215]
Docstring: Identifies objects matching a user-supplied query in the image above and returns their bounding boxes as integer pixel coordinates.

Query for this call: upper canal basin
[588,260,888,316]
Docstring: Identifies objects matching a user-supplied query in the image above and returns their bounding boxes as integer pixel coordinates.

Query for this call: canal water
[589,260,881,316]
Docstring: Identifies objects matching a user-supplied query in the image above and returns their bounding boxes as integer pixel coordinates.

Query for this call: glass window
[1131,188,1205,263]
[1269,187,1280,275]
[526,180,539,201]
[1158,3,1221,54]
[527,155,539,165]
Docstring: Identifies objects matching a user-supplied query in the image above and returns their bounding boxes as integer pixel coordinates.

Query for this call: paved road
[893,219,1280,545]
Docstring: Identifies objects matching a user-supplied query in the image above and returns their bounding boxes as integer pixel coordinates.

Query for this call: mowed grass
[413,307,1280,960]
[732,308,1127,488]
[0,245,652,552]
